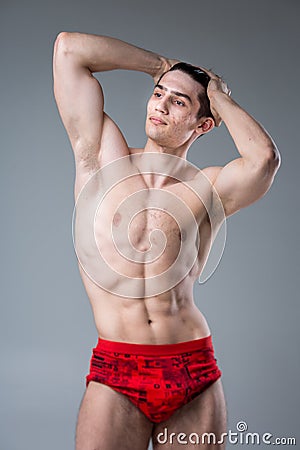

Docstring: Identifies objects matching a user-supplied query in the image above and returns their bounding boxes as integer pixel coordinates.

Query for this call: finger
[169,59,180,68]
[202,67,228,88]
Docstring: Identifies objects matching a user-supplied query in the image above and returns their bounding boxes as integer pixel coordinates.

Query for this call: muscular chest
[94,173,210,254]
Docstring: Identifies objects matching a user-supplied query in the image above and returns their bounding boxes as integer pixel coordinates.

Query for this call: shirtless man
[53,32,280,450]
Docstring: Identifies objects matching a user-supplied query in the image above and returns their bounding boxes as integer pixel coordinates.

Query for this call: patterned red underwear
[86,335,222,423]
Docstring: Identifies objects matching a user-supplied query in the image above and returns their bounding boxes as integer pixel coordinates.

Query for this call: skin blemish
[113,212,122,227]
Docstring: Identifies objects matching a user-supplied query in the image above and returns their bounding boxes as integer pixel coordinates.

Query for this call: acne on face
[150,71,202,118]
[145,71,208,147]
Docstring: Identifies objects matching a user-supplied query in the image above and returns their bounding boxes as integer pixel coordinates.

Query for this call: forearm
[56,31,167,78]
[210,92,280,165]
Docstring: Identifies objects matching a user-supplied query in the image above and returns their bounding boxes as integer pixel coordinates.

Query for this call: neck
[143,138,190,159]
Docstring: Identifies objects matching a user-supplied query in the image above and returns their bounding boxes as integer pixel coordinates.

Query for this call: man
[53,32,280,450]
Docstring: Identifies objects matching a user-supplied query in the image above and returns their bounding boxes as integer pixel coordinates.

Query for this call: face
[145,70,205,148]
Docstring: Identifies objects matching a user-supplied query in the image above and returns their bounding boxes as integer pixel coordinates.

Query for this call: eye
[153,92,162,98]
[174,99,185,107]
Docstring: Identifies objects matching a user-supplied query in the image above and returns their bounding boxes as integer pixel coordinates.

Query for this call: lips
[149,116,167,125]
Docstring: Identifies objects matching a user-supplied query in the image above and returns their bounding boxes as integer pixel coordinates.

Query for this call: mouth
[149,116,167,125]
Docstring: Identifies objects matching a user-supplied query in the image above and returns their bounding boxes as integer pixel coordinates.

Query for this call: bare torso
[73,147,220,345]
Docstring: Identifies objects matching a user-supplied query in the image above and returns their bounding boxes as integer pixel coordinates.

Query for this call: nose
[155,97,168,114]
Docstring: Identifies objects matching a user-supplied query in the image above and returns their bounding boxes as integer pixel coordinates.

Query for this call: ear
[195,117,215,136]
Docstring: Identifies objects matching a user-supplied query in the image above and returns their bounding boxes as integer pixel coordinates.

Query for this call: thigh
[152,379,227,449]
[76,381,153,450]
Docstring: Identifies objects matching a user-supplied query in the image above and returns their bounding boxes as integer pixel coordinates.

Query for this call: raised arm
[53,32,174,168]
[203,68,281,218]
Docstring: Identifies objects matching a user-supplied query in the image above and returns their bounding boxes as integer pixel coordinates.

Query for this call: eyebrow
[155,84,192,104]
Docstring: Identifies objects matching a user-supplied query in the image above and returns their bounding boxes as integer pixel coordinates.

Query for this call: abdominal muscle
[79,264,211,345]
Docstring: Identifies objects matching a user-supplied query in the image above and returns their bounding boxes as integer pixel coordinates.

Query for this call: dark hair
[159,62,213,121]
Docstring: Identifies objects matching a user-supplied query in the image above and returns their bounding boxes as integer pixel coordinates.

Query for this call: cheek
[173,113,195,131]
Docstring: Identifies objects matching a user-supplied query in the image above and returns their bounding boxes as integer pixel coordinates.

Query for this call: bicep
[53,34,104,155]
[213,157,275,217]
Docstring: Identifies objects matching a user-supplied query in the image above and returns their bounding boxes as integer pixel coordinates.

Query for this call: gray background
[1,0,299,449]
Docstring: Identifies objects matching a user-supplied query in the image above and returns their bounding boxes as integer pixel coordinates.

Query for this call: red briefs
[86,335,222,423]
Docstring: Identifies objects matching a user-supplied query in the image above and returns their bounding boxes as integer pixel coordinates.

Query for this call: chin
[146,127,168,145]
[148,135,171,147]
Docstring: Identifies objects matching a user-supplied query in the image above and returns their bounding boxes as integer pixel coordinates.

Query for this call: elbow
[257,144,281,182]
[54,31,78,58]
[265,143,281,173]
[55,31,69,43]
[53,32,76,89]
[53,31,75,57]
[53,32,82,77]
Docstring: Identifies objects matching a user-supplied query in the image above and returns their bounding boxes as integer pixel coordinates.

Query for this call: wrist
[209,91,232,116]
[209,90,230,104]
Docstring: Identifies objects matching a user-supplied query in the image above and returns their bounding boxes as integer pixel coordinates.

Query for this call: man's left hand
[201,67,231,127]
